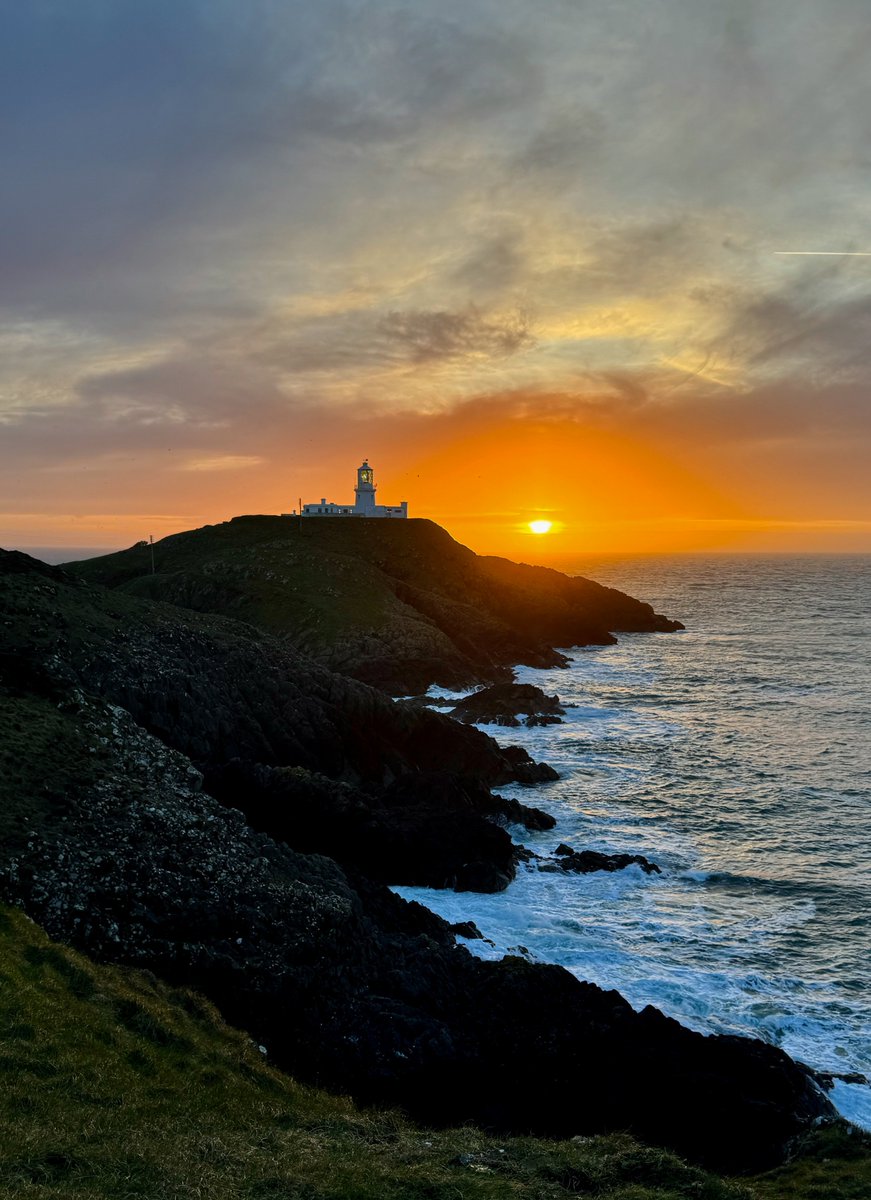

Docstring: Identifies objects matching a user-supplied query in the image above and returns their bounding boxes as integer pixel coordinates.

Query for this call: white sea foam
[831,1081,871,1131]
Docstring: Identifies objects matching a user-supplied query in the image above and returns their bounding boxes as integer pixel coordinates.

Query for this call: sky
[3,0,871,559]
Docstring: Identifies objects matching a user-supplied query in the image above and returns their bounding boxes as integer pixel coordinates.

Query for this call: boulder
[451,683,565,727]
[540,842,662,876]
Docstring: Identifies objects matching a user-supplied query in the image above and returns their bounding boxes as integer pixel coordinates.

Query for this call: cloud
[713,272,871,378]
[181,455,265,472]
[377,306,533,363]
[450,230,527,296]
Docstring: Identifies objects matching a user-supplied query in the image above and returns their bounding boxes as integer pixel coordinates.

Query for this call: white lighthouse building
[301,460,408,519]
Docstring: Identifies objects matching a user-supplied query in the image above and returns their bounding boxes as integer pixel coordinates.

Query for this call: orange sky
[7,391,870,560]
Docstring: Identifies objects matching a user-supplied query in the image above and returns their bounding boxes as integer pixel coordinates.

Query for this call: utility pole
[298,498,303,535]
[149,534,155,575]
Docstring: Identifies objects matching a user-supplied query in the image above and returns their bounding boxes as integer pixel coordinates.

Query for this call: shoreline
[399,639,871,1133]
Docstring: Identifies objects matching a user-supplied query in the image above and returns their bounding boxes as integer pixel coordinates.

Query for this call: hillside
[2,904,869,1200]
[67,517,683,693]
[0,547,553,886]
[0,547,834,1172]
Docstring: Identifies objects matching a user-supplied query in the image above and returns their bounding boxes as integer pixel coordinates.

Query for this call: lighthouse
[300,460,408,518]
[354,460,377,515]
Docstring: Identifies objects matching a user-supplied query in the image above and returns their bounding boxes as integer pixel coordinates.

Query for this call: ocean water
[14,546,116,564]
[394,554,871,1130]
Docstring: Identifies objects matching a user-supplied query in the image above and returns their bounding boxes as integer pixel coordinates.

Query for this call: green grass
[122,539,392,648]
[66,517,400,641]
[751,1123,871,1200]
[0,904,765,1200]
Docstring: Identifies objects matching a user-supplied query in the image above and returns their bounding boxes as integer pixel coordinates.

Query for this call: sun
[528,519,553,535]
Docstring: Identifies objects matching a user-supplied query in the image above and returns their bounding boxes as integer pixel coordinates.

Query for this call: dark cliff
[67,516,683,693]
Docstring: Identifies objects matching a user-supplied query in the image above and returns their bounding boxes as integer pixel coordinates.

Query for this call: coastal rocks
[0,549,555,794]
[451,683,565,727]
[2,548,556,900]
[206,764,554,893]
[447,920,486,940]
[812,1069,870,1090]
[407,957,833,1174]
[498,745,558,785]
[0,689,835,1173]
[206,762,516,892]
[539,842,662,876]
[380,772,556,833]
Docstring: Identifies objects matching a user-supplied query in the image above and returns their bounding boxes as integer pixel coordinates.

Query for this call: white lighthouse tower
[299,460,408,518]
[354,460,377,515]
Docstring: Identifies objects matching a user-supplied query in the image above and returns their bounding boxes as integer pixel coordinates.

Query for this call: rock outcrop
[539,842,662,876]
[1,546,561,888]
[205,763,555,892]
[451,682,566,727]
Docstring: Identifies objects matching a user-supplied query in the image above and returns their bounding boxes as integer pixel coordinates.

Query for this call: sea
[394,554,871,1131]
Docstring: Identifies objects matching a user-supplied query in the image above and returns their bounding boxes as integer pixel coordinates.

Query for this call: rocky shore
[0,533,835,1172]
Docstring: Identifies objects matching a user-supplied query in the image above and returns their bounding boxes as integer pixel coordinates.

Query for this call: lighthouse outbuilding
[301,461,408,518]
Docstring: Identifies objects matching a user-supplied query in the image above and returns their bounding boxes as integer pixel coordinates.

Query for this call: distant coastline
[12,545,118,564]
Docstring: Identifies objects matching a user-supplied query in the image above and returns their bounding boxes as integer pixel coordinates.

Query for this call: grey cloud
[582,216,705,287]
[644,380,871,460]
[377,306,533,363]
[703,258,871,377]
[0,296,535,469]
[0,0,545,326]
[451,231,527,295]
[243,302,536,373]
[744,294,871,371]
[511,111,606,191]
[0,354,292,470]
[446,376,871,452]
[593,371,651,411]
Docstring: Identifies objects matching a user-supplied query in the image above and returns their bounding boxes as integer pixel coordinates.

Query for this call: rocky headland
[67,515,683,693]
[0,528,836,1174]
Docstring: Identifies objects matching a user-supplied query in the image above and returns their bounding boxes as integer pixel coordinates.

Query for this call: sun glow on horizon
[529,519,553,535]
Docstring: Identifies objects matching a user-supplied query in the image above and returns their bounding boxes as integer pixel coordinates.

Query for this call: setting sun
[529,520,553,535]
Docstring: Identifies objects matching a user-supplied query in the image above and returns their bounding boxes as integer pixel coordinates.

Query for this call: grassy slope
[67,518,439,647]
[0,903,756,1200]
[1,906,869,1200]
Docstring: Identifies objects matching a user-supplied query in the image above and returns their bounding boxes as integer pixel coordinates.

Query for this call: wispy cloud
[377,306,533,363]
[181,456,265,472]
